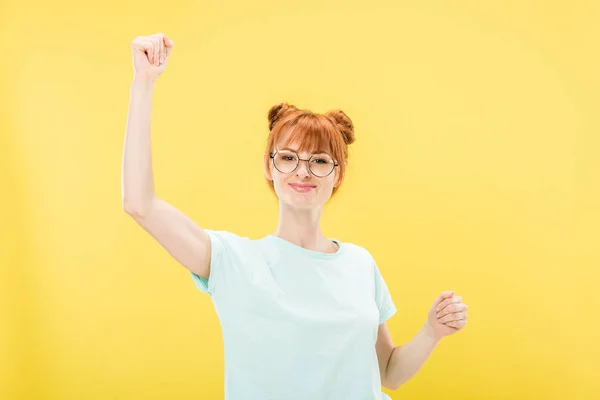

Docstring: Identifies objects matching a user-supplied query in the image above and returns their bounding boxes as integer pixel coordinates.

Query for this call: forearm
[122,78,157,215]
[384,324,440,389]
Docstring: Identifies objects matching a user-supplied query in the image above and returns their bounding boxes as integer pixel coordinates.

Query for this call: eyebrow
[278,147,330,154]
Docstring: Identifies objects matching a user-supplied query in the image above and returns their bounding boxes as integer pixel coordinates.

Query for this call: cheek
[272,170,286,186]
[271,171,289,195]
[318,178,336,194]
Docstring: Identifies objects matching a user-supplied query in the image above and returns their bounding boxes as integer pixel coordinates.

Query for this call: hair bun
[268,103,298,131]
[326,109,355,145]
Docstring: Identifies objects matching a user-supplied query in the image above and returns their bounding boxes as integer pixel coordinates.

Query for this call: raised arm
[121,33,211,279]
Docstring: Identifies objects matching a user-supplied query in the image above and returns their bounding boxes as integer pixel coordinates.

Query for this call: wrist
[132,75,157,88]
[422,322,442,345]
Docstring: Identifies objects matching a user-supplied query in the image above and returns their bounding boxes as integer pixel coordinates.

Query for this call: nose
[296,159,311,178]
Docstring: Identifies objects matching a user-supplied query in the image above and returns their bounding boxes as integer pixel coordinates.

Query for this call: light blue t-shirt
[190,230,397,400]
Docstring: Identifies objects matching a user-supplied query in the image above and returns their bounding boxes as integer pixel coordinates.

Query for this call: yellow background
[2,0,598,399]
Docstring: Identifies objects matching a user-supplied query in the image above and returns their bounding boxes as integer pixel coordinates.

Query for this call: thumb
[433,290,455,307]
[133,39,154,54]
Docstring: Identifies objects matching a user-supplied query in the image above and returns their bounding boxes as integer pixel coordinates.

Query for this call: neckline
[265,234,344,258]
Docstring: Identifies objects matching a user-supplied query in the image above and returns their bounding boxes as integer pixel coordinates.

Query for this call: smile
[289,183,316,193]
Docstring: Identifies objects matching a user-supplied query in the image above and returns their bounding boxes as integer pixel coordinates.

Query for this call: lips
[289,183,316,192]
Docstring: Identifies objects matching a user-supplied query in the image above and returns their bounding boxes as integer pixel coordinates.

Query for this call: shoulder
[205,229,255,244]
[339,239,376,263]
[205,229,269,257]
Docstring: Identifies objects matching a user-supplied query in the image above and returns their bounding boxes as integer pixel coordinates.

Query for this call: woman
[122,33,469,400]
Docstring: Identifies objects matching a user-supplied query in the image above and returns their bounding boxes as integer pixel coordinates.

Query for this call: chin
[274,184,330,209]
[283,194,321,209]
[287,197,317,208]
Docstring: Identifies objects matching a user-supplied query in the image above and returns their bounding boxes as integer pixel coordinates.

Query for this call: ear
[264,152,273,181]
[333,161,346,188]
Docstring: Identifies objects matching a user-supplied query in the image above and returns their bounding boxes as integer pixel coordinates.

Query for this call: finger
[157,34,165,64]
[445,321,459,329]
[164,36,174,59]
[153,38,160,66]
[436,295,462,312]
[436,303,468,318]
[146,37,158,66]
[433,291,455,308]
[446,320,467,329]
[438,311,467,324]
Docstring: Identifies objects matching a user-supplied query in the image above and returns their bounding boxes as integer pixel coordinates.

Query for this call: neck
[273,201,337,253]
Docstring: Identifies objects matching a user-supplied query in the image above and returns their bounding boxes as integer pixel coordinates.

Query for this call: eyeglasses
[270,149,339,177]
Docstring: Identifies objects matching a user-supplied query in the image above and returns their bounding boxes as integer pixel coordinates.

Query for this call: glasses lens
[309,154,335,177]
[273,150,298,173]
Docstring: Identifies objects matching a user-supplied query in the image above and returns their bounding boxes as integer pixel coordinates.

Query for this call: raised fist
[131,33,174,81]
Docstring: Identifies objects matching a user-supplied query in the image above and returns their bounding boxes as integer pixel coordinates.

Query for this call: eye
[311,155,332,164]
[278,153,297,162]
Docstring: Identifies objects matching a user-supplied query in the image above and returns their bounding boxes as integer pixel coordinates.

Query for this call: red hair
[264,103,356,198]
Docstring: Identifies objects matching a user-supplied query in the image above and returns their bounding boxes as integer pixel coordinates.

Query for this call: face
[264,141,341,210]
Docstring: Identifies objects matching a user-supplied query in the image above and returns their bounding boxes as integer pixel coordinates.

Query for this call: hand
[131,33,174,82]
[425,290,468,341]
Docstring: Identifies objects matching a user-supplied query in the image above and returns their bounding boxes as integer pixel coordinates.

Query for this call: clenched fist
[131,33,174,81]
[425,290,469,341]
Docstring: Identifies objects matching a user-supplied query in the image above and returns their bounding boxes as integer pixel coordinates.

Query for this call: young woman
[122,33,469,400]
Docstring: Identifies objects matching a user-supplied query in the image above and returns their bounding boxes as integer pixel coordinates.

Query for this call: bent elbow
[383,379,401,391]
[122,196,155,218]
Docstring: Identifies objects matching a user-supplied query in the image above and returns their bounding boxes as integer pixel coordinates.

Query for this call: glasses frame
[269,149,339,178]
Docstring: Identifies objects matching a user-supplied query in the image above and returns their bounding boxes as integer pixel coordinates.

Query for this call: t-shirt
[190,230,397,400]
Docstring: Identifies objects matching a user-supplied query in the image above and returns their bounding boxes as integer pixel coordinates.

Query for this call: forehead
[275,127,332,155]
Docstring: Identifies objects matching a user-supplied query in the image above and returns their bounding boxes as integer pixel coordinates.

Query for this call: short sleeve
[373,262,397,325]
[190,229,241,296]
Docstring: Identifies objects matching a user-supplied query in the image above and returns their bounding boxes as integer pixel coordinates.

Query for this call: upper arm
[126,196,211,278]
[376,321,396,390]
